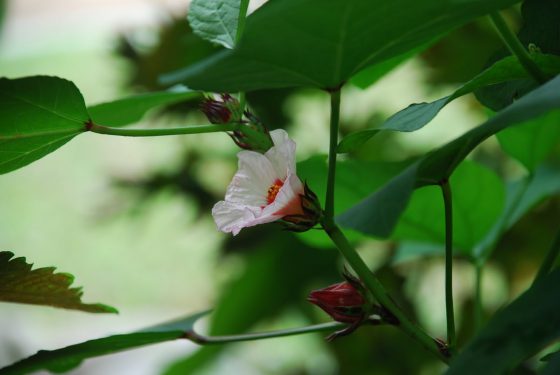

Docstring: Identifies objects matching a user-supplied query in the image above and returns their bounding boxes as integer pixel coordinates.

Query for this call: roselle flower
[307,281,366,324]
[212,129,320,235]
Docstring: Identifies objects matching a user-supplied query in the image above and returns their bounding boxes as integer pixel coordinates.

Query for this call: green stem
[185,320,369,345]
[533,228,560,285]
[325,90,341,220]
[320,88,448,363]
[235,1,250,114]
[440,180,457,353]
[236,0,250,45]
[474,261,483,332]
[89,123,238,137]
[489,12,548,84]
[320,220,449,363]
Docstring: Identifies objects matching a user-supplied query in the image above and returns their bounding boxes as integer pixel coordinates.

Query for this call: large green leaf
[187,0,240,49]
[162,0,519,92]
[338,54,560,153]
[497,110,560,171]
[349,44,431,89]
[337,75,560,238]
[392,160,505,252]
[0,311,208,375]
[296,156,411,246]
[0,251,116,314]
[88,88,200,127]
[0,76,89,175]
[446,269,560,375]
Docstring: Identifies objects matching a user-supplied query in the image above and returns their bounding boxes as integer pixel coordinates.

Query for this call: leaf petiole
[88,122,240,137]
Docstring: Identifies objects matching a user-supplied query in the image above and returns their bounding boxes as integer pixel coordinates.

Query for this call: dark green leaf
[0,311,208,375]
[497,110,560,171]
[88,88,200,127]
[474,165,560,260]
[187,0,240,49]
[446,269,560,375]
[392,161,505,252]
[162,0,519,91]
[338,54,560,153]
[0,251,116,313]
[0,76,89,174]
[349,44,431,89]
[541,352,560,375]
[296,156,411,246]
[337,75,560,238]
[475,0,560,111]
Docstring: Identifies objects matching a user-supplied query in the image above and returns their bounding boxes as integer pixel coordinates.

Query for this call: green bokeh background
[1,1,558,374]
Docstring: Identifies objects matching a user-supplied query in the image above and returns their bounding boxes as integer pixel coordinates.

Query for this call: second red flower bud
[307,281,366,324]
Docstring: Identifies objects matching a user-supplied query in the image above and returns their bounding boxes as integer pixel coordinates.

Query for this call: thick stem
[325,90,341,220]
[489,12,548,84]
[533,228,560,286]
[440,180,457,353]
[474,261,483,332]
[89,123,238,137]
[321,88,448,362]
[185,320,350,345]
[321,220,449,363]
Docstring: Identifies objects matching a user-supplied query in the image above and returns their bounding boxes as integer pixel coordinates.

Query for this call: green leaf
[162,0,519,91]
[349,44,431,89]
[296,156,411,246]
[338,54,560,153]
[88,88,200,127]
[497,110,560,171]
[541,352,560,375]
[0,76,89,175]
[0,251,116,313]
[446,269,560,375]
[0,311,208,375]
[474,165,560,260]
[337,75,560,238]
[475,0,560,111]
[392,160,505,252]
[187,0,240,49]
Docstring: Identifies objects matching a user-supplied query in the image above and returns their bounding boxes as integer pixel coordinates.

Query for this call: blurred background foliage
[0,0,559,374]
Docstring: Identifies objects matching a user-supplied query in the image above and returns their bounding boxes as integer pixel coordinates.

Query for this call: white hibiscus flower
[212,129,306,235]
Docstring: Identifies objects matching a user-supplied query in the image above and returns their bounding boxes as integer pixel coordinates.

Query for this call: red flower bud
[307,281,365,323]
[200,94,241,124]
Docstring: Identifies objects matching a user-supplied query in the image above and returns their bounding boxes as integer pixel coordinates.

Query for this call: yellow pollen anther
[266,179,284,204]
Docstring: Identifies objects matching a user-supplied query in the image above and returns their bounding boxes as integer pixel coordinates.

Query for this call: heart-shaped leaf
[0,76,89,174]
[162,0,519,92]
[187,0,241,49]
